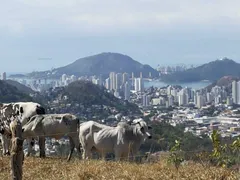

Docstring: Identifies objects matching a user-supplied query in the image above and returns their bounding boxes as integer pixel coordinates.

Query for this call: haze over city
[1,0,240,73]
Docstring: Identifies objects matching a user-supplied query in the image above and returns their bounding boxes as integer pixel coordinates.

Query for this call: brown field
[0,156,239,180]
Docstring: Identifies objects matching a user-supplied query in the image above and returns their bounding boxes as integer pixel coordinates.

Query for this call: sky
[1,0,240,73]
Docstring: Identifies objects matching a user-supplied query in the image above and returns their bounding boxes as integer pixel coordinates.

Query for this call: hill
[0,157,239,180]
[161,58,240,82]
[205,76,240,92]
[41,80,140,117]
[0,80,33,102]
[5,80,34,94]
[27,52,159,79]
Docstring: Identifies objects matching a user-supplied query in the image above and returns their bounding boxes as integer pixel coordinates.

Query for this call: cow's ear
[148,126,152,130]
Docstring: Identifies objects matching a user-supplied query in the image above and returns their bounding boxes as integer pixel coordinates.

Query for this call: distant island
[25,52,159,79]
[161,58,240,83]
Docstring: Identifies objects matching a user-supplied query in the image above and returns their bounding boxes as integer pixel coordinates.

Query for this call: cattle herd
[0,102,152,162]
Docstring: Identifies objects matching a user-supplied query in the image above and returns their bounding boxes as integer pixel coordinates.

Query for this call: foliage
[0,80,33,103]
[150,122,212,152]
[38,80,140,117]
[210,130,240,168]
[167,140,184,171]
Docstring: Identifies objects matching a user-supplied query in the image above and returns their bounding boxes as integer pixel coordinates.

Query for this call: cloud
[1,0,240,36]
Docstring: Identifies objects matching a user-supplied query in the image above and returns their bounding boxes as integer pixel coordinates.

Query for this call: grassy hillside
[5,80,34,94]
[0,157,238,180]
[0,80,33,102]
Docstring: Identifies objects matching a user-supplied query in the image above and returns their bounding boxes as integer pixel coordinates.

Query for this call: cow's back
[23,114,78,139]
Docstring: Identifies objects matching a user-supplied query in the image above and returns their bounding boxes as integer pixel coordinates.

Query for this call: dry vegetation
[0,156,239,180]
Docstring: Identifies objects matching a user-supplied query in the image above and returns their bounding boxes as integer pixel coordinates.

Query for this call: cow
[0,102,45,156]
[22,113,81,161]
[79,118,152,161]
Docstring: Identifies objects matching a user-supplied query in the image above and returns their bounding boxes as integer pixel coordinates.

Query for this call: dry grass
[0,156,239,180]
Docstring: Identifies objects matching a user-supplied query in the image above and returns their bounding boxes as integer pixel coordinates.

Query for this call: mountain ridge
[161,58,240,83]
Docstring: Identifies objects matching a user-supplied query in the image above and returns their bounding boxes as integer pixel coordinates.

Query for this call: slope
[28,52,159,79]
[0,80,33,102]
[161,58,240,82]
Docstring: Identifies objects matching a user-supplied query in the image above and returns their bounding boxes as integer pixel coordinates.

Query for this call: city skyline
[1,1,240,72]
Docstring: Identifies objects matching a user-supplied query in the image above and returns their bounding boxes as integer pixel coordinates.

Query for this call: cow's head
[0,122,12,138]
[12,103,46,124]
[131,118,152,139]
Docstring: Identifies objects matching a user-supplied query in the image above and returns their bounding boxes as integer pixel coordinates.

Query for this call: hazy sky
[1,0,240,73]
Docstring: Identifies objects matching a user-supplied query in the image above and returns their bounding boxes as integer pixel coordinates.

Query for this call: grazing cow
[79,118,152,161]
[0,102,45,156]
[79,121,112,159]
[22,113,81,161]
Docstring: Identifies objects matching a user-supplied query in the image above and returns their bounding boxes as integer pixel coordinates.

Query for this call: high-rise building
[109,72,116,91]
[237,81,240,104]
[167,86,172,95]
[115,73,122,91]
[227,97,233,106]
[2,72,6,80]
[134,78,144,92]
[232,80,237,104]
[207,92,213,103]
[168,95,174,106]
[124,82,130,101]
[142,94,151,107]
[134,78,139,92]
[122,72,129,85]
[99,74,103,86]
[105,78,110,90]
[197,94,205,108]
[131,72,134,90]
[178,89,188,106]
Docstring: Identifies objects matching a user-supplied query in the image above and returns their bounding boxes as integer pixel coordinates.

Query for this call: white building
[1,72,6,80]
[105,78,110,90]
[109,72,116,91]
[197,94,205,108]
[134,78,144,92]
[122,72,129,85]
[232,81,238,104]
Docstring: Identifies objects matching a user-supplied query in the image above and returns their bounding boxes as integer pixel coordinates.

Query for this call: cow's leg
[80,141,92,160]
[0,135,6,155]
[100,150,106,161]
[72,135,81,159]
[114,149,122,161]
[26,138,34,157]
[39,137,46,158]
[1,135,10,156]
[67,137,75,162]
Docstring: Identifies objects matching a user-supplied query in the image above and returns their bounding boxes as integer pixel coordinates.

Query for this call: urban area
[2,68,240,156]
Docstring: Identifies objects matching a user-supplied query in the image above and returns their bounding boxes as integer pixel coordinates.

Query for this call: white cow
[79,119,152,161]
[0,102,45,155]
[22,113,81,161]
